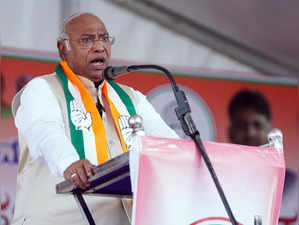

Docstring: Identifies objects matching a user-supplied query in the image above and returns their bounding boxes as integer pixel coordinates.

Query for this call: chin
[94,77,103,82]
[90,73,103,82]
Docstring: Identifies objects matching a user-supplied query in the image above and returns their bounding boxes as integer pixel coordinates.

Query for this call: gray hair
[57,12,98,41]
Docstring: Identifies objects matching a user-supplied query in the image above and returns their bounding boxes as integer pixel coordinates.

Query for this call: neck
[77,75,100,102]
[94,80,104,89]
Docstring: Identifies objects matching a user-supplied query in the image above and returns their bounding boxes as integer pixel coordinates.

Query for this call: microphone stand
[124,64,239,225]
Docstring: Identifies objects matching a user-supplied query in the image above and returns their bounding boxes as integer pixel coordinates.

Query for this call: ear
[57,41,68,60]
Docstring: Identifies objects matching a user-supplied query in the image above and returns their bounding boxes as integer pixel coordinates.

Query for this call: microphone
[103,63,239,224]
[103,66,131,80]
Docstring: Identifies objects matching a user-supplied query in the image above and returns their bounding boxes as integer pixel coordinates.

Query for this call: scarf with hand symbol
[55,60,136,165]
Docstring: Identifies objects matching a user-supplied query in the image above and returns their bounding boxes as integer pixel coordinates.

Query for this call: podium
[56,136,285,225]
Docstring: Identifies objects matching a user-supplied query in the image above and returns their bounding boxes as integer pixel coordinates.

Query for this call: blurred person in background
[228,89,298,225]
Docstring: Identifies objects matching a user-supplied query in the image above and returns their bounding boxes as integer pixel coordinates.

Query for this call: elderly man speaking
[12,13,178,225]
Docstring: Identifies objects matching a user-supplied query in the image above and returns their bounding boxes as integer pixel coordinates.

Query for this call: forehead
[233,108,269,123]
[66,14,107,37]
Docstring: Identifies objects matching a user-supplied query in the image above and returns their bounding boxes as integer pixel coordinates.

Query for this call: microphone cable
[106,64,239,225]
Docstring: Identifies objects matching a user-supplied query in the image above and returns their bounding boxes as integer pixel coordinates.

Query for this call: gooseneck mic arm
[104,64,239,225]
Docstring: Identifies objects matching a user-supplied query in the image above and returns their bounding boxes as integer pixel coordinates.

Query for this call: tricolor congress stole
[55,61,136,165]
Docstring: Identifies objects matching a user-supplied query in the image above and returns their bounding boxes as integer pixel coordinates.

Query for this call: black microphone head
[103,66,114,80]
[103,66,130,80]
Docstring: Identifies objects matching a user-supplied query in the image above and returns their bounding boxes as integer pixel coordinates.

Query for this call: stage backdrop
[0,53,297,224]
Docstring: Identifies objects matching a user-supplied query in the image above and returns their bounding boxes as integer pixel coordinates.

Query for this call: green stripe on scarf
[55,64,137,160]
[108,80,136,115]
[55,65,86,159]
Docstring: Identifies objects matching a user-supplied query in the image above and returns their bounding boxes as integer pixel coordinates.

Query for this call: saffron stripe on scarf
[60,61,109,164]
[56,61,138,164]
[104,81,136,153]
[102,83,128,153]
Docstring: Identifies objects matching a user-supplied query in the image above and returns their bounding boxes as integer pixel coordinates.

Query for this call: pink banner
[132,136,285,225]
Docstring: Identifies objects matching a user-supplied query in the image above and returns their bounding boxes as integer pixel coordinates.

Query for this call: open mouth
[90,57,106,65]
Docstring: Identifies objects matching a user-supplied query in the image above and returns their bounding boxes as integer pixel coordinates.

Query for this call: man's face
[229,108,271,146]
[60,14,111,82]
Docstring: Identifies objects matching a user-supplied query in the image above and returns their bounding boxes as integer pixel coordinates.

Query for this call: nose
[243,124,261,146]
[92,40,105,52]
[246,124,257,138]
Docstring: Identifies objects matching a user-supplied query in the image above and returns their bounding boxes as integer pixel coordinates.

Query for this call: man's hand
[64,159,95,189]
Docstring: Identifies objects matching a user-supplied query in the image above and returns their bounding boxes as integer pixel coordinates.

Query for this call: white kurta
[12,73,179,225]
[15,76,179,176]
